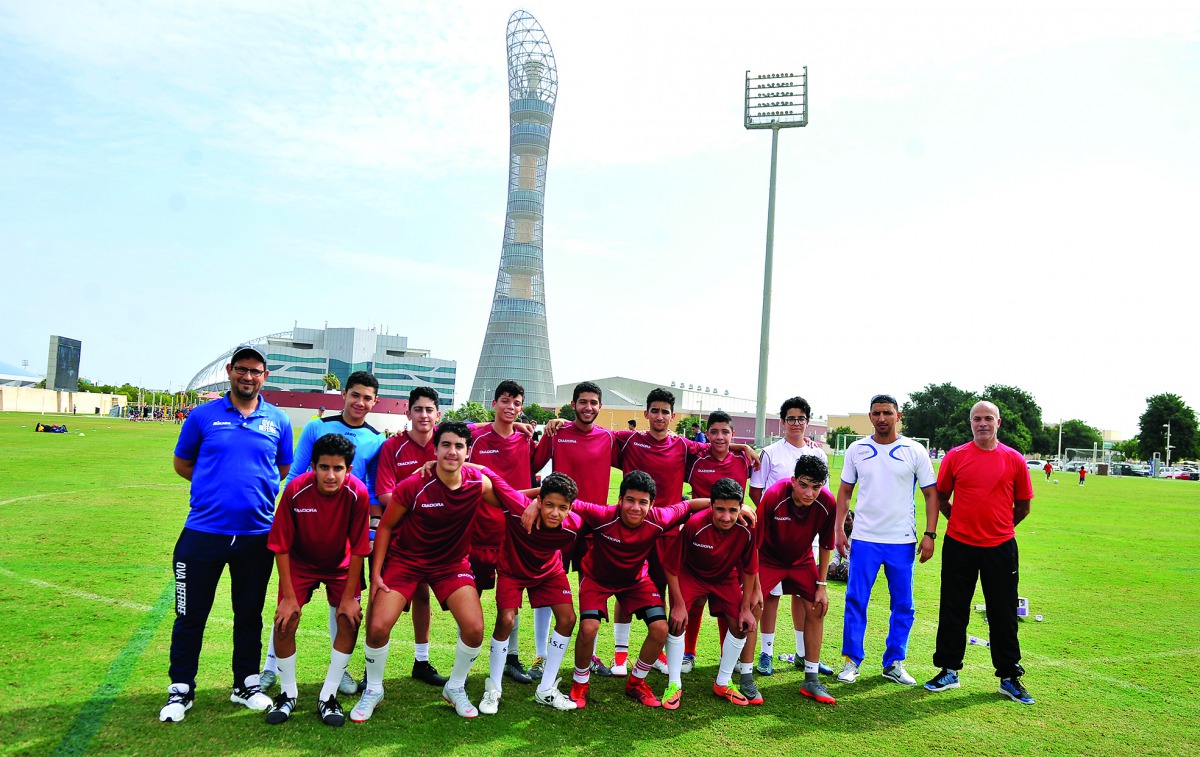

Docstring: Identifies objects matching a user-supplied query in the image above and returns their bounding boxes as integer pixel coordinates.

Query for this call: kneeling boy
[265,433,371,726]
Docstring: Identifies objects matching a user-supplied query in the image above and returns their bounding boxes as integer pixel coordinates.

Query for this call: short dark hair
[345,371,379,395]
[495,380,524,402]
[627,419,637,428]
[434,421,472,446]
[793,454,828,484]
[869,394,899,411]
[780,396,811,420]
[619,470,657,501]
[647,388,675,411]
[409,386,439,408]
[312,433,356,467]
[690,423,700,430]
[540,471,578,503]
[707,410,732,426]
[710,477,744,504]
[573,381,602,403]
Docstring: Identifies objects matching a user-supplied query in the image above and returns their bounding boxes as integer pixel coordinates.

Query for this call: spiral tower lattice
[468,10,558,407]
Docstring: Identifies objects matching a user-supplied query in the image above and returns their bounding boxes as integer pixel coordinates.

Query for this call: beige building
[0,386,126,416]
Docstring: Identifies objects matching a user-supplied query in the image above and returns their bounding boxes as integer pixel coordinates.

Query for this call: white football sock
[448,638,481,689]
[614,623,631,655]
[761,632,775,658]
[320,649,352,701]
[364,642,389,691]
[538,632,571,693]
[507,613,521,660]
[717,632,747,686]
[413,642,430,662]
[489,636,508,693]
[277,652,298,698]
[666,633,685,686]
[795,629,806,657]
[533,606,553,658]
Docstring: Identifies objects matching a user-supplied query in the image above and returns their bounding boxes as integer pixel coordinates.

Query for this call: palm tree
[322,372,340,392]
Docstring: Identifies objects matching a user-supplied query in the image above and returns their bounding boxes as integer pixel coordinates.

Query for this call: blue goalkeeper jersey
[285,413,384,505]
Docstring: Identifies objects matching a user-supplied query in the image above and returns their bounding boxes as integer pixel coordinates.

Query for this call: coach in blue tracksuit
[159,344,294,723]
[832,394,939,688]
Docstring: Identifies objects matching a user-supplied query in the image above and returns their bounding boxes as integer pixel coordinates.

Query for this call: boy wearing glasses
[748,396,832,677]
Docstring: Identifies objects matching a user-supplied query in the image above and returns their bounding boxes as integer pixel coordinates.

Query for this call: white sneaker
[441,683,478,718]
[338,670,360,696]
[610,659,629,677]
[479,678,501,715]
[350,688,384,722]
[652,656,669,675]
[159,683,193,722]
[836,659,860,684]
[533,678,578,711]
[882,661,917,687]
[230,675,272,711]
[681,655,695,674]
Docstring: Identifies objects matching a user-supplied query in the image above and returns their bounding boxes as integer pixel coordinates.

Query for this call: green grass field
[2,412,1198,756]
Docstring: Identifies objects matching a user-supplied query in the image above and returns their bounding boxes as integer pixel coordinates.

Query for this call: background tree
[901,383,977,453]
[828,425,858,450]
[557,403,576,422]
[1058,419,1103,451]
[522,403,556,425]
[675,416,705,437]
[1137,393,1199,462]
[982,384,1043,453]
[443,401,493,423]
[1113,438,1140,460]
[322,372,340,391]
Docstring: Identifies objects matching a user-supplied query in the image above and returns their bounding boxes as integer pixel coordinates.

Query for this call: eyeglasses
[231,366,265,378]
[783,416,808,425]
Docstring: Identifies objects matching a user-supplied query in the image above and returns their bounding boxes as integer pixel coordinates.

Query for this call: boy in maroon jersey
[754,455,838,705]
[352,421,521,721]
[608,389,758,676]
[544,471,751,709]
[467,380,537,684]
[662,477,760,710]
[479,472,583,714]
[531,381,618,676]
[681,410,752,671]
[372,386,445,686]
[264,434,370,727]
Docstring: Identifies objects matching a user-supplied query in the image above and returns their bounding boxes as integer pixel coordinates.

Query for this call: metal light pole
[1164,421,1173,469]
[1057,419,1063,464]
[745,68,807,445]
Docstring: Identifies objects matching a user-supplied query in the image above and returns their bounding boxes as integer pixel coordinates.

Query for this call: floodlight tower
[745,68,808,444]
[469,10,558,407]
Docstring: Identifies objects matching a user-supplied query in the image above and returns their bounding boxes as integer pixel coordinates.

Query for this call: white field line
[0,483,187,508]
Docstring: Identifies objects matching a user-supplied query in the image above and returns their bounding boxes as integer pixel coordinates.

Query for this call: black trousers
[168,528,274,691]
[933,535,1025,679]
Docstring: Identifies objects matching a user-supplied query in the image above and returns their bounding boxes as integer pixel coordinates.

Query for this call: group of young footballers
[251,372,855,726]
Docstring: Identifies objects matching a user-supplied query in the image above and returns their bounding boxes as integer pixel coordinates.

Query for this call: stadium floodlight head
[745,68,808,129]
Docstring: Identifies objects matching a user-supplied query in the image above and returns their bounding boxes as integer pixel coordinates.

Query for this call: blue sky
[2,0,1198,437]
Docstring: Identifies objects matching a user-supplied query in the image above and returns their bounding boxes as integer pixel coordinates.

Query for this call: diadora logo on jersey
[696,468,717,474]
[692,542,714,549]
[558,438,576,444]
[563,589,572,595]
[457,573,473,579]
[475,449,499,455]
[422,502,446,508]
[259,419,280,436]
[601,533,621,543]
[774,516,792,521]
[294,508,318,513]
[633,442,652,449]
[212,421,232,426]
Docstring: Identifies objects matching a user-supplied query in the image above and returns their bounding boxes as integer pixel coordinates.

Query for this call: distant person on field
[1078,466,1086,487]
[925,400,1035,705]
[627,419,637,432]
[1043,461,1053,482]
[264,433,370,727]
[690,423,707,443]
[160,344,293,723]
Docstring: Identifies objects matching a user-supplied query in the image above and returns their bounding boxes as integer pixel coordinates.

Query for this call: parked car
[1158,467,1181,478]
[1026,459,1046,470]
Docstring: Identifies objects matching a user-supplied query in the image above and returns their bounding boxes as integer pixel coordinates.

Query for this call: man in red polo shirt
[924,401,1035,705]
